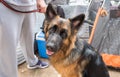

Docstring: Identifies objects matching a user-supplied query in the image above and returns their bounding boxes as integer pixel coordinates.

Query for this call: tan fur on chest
[50,52,82,77]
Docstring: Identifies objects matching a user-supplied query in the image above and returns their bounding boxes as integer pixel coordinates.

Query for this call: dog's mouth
[46,49,55,56]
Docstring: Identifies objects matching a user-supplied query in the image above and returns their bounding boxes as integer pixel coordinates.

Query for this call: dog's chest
[51,61,82,77]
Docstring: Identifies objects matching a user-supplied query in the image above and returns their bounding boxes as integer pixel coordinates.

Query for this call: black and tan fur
[43,4,110,77]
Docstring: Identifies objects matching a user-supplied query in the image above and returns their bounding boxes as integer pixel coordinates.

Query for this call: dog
[43,4,110,77]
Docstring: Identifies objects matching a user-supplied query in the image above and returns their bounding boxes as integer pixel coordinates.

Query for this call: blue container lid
[36,31,45,41]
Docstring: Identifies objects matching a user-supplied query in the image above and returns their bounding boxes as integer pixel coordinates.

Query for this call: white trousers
[0,3,38,77]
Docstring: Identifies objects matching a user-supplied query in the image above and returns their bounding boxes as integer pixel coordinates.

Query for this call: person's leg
[20,13,48,69]
[0,3,24,77]
[19,13,38,66]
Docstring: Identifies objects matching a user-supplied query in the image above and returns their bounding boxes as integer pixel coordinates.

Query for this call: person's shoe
[27,60,49,69]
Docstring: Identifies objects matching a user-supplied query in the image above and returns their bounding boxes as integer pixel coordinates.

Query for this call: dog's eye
[60,29,67,39]
[49,25,57,33]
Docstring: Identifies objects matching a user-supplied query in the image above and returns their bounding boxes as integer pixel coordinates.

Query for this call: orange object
[88,8,103,44]
[101,54,120,68]
[88,8,108,44]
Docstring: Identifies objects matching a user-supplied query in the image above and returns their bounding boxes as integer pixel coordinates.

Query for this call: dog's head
[44,4,85,56]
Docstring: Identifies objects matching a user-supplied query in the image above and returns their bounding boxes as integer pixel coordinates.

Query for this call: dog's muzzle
[46,33,62,55]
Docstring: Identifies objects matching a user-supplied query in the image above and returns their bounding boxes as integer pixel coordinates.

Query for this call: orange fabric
[101,54,120,68]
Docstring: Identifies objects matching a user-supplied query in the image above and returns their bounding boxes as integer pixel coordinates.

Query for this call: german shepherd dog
[43,4,110,77]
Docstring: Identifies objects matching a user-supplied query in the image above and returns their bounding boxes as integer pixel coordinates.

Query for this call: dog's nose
[46,43,54,51]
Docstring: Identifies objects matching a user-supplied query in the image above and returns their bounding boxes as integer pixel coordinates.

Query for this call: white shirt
[4,0,37,11]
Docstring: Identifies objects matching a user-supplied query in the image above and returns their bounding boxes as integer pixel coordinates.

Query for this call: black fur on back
[65,38,110,77]
[79,40,110,77]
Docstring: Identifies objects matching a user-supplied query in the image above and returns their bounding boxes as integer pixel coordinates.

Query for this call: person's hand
[37,0,47,13]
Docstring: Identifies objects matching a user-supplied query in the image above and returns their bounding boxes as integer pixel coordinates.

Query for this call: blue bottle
[36,31,49,58]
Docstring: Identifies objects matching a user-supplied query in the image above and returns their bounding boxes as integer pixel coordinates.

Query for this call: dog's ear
[45,4,57,20]
[57,6,65,18]
[69,14,85,31]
